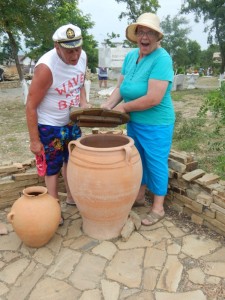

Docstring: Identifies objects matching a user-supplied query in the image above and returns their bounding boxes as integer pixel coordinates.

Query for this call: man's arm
[26,64,52,155]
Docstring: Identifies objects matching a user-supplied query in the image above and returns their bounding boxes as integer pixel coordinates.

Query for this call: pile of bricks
[1,149,225,237]
[0,160,65,209]
[0,81,20,88]
[167,149,225,236]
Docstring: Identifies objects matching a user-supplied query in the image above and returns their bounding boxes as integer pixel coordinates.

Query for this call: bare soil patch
[0,76,220,165]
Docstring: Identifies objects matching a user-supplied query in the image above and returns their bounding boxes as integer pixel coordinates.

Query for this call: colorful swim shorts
[38,123,81,176]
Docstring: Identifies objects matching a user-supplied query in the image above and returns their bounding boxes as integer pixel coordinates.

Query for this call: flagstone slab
[46,233,63,254]
[0,258,30,284]
[182,234,220,259]
[6,262,46,300]
[155,290,207,300]
[116,232,153,249]
[101,279,120,300]
[69,253,107,290]
[29,277,81,300]
[0,282,9,296]
[125,291,154,300]
[0,232,21,250]
[33,247,54,266]
[204,262,225,278]
[202,247,225,262]
[120,288,140,299]
[167,226,185,237]
[141,227,171,243]
[106,249,144,288]
[79,289,102,300]
[144,247,167,268]
[143,268,159,290]
[187,267,205,284]
[47,248,81,280]
[167,243,181,254]
[157,255,183,292]
[92,240,117,260]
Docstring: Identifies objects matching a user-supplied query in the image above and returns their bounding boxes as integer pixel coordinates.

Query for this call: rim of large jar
[73,134,134,151]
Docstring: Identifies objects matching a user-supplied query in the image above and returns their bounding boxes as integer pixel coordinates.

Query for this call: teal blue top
[120,47,175,125]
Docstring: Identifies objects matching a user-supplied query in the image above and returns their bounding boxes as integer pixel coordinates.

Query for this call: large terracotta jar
[7,186,61,248]
[67,134,142,240]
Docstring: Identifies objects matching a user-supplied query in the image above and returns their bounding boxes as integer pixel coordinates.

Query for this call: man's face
[55,43,82,65]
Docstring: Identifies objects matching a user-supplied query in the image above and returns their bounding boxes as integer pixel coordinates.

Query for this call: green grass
[172,88,225,180]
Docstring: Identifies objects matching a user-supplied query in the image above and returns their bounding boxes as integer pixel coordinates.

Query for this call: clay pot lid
[69,107,130,127]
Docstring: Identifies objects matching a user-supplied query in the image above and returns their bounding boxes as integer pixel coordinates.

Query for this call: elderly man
[26,24,90,225]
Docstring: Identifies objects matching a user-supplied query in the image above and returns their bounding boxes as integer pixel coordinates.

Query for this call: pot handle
[7,212,14,223]
[123,146,132,165]
[68,140,77,156]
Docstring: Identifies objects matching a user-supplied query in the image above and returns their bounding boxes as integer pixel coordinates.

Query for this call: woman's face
[136,25,160,56]
[55,43,82,65]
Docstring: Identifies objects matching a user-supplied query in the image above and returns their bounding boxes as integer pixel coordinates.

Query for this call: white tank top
[36,48,87,126]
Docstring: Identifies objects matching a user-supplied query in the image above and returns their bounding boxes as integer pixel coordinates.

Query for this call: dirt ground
[0,76,220,164]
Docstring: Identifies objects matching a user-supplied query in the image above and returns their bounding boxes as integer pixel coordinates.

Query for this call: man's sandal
[59,215,64,226]
[141,211,165,226]
[66,199,76,206]
[132,198,146,207]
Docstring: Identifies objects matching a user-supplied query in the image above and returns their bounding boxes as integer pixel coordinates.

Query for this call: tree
[0,36,16,65]
[200,44,220,75]
[103,33,121,48]
[115,0,160,22]
[160,15,191,70]
[0,0,98,81]
[181,0,225,74]
[186,40,201,67]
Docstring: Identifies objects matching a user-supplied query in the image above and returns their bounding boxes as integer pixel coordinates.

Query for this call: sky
[78,0,209,50]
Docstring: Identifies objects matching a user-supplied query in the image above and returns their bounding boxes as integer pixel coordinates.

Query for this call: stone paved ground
[1,199,225,300]
[1,76,224,300]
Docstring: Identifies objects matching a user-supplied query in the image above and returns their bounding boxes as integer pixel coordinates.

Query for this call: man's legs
[134,184,146,205]
[61,162,75,205]
[45,174,59,199]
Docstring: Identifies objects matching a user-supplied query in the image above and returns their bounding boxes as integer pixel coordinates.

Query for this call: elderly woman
[101,13,175,226]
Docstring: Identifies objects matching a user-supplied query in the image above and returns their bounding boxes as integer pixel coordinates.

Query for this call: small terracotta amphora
[7,186,61,248]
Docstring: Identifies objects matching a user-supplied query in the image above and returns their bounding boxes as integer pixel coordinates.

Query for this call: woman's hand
[100,102,112,110]
[81,103,92,109]
[113,103,127,113]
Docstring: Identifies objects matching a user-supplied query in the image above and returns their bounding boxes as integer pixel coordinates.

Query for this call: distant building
[19,56,35,74]
[98,43,132,80]
[213,52,222,64]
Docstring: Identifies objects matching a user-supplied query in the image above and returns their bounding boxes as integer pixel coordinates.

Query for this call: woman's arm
[101,74,124,109]
[113,79,169,113]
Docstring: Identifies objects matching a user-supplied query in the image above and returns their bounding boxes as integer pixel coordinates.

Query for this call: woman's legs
[135,183,165,225]
[127,122,173,225]
[141,195,165,226]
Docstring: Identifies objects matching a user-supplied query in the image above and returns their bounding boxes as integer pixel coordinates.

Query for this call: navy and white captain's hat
[52,24,83,48]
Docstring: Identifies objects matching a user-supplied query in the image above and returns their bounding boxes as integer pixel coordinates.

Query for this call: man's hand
[30,140,44,155]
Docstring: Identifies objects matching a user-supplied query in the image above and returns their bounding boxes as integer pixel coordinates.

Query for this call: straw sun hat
[126,13,164,43]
